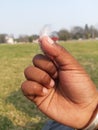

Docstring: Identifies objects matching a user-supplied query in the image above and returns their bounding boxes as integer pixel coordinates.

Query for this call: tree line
[0,34,38,43]
[58,24,98,41]
[0,24,98,43]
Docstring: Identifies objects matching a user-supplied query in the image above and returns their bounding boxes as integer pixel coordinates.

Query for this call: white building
[6,36,14,44]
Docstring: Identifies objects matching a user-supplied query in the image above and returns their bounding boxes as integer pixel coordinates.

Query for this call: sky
[0,0,98,37]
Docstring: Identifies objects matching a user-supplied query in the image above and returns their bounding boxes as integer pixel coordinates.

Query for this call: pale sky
[0,0,98,37]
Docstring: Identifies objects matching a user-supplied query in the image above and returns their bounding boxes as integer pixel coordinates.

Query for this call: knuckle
[47,62,55,72]
[24,66,30,77]
[21,81,28,93]
[47,62,53,69]
[21,81,37,95]
[24,66,35,79]
[32,82,37,90]
[41,73,50,85]
[33,55,39,64]
[46,62,57,76]
[24,66,32,74]
[33,54,43,64]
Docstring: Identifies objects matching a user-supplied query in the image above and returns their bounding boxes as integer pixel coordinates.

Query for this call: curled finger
[33,54,58,79]
[21,80,48,97]
[24,66,55,88]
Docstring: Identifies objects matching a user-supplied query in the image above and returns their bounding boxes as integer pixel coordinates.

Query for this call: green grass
[0,40,98,130]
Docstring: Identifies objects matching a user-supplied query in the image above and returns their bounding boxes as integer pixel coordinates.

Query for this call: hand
[21,36,98,129]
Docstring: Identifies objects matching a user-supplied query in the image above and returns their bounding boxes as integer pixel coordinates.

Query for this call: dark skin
[21,36,98,129]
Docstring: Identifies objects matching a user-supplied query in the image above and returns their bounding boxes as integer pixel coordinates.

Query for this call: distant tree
[0,34,7,43]
[84,24,91,39]
[18,35,29,42]
[58,29,70,41]
[71,26,84,39]
[89,25,98,38]
[28,35,33,42]
[33,34,39,40]
[17,34,39,43]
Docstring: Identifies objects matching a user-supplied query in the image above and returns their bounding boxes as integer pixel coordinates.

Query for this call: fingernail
[49,79,55,87]
[43,87,48,94]
[40,36,54,45]
[47,37,54,44]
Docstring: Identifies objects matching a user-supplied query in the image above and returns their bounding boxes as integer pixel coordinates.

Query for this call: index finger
[33,54,58,79]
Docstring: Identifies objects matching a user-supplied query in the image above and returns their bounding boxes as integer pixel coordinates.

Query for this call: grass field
[0,40,98,130]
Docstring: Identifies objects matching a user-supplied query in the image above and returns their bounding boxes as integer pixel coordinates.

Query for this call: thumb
[40,36,80,69]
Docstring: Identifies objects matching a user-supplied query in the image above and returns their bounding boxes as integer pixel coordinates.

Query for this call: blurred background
[0,0,98,129]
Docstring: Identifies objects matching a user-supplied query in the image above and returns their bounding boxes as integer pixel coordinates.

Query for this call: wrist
[78,105,98,130]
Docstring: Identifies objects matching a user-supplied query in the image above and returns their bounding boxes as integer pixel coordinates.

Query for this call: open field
[0,40,98,130]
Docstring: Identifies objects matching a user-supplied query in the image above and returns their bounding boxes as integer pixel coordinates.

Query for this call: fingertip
[39,36,54,53]
[42,87,48,94]
[49,79,55,88]
[39,36,54,45]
